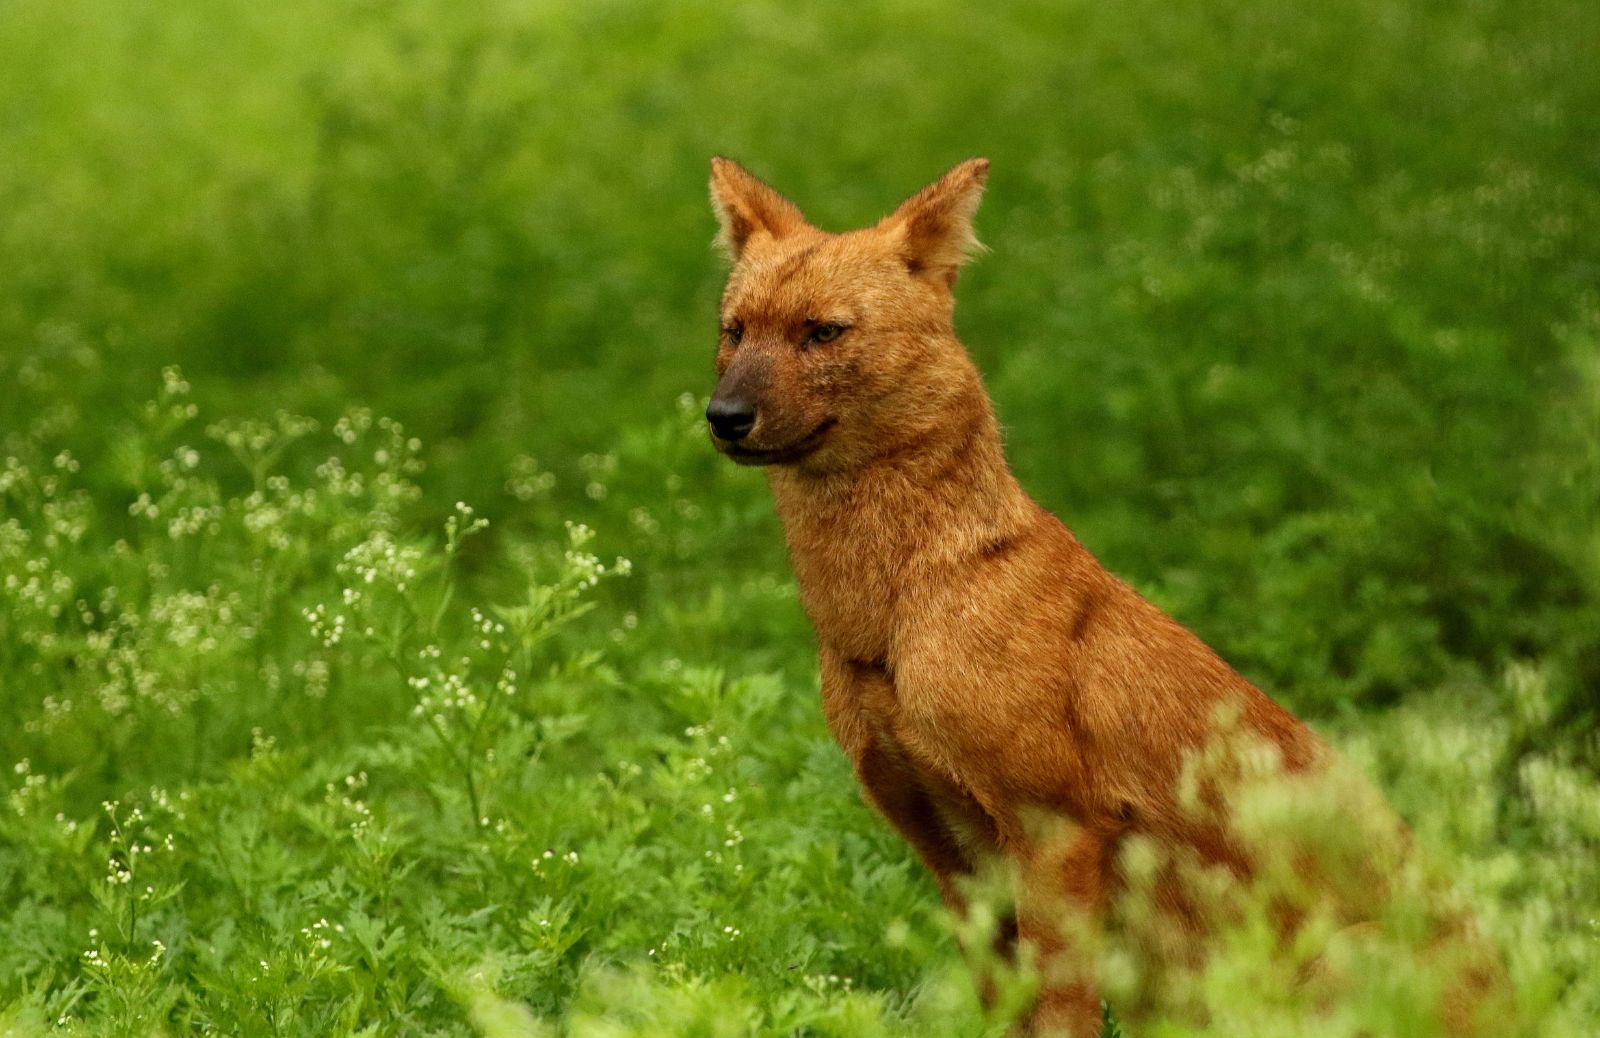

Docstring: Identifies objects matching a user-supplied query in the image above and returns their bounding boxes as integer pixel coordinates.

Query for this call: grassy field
[2,0,1598,1034]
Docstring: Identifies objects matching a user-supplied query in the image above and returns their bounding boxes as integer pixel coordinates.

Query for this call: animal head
[706,157,990,473]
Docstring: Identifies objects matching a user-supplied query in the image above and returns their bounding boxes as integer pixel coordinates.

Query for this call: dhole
[704,157,1508,1036]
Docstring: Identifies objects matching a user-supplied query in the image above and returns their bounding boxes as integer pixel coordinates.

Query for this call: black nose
[706,397,757,441]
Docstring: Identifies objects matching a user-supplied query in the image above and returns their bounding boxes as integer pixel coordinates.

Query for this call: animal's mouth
[720,418,837,466]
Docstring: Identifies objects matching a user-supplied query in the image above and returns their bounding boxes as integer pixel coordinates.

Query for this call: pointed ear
[709,157,809,261]
[878,158,990,287]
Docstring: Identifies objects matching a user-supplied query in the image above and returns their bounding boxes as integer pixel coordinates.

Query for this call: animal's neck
[767,373,1034,605]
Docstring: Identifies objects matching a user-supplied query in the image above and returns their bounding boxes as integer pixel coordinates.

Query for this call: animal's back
[892,497,1322,845]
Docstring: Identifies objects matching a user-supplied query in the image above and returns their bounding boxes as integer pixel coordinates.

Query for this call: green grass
[1,0,1597,1034]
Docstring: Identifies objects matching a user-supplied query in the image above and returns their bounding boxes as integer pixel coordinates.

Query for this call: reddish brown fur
[705,157,1503,1036]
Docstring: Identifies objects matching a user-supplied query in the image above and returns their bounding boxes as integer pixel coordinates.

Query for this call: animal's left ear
[878,158,990,288]
[709,157,810,261]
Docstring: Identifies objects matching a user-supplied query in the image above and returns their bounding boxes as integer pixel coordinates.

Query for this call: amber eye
[809,323,845,345]
[723,322,743,346]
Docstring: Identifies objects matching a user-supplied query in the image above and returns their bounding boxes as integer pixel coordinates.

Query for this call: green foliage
[1,0,1596,1034]
[2,376,950,1034]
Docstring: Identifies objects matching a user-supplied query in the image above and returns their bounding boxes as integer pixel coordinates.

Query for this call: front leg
[1014,822,1118,1038]
[819,648,977,904]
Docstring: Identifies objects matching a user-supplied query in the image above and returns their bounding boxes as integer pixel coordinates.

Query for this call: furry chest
[793,562,899,664]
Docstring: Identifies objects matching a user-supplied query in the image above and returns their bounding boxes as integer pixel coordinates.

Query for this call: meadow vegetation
[1,0,1597,1034]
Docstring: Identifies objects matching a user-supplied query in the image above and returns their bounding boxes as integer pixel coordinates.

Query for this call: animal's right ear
[709,157,809,262]
[878,158,990,288]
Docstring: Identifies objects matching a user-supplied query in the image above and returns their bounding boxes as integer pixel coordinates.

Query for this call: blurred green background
[2,0,1598,1032]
